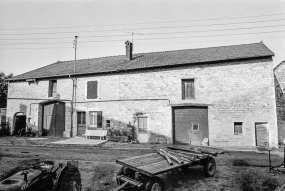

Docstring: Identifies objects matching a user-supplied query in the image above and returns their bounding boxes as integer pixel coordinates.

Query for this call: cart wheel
[145,177,163,191]
[203,158,216,177]
[116,167,124,185]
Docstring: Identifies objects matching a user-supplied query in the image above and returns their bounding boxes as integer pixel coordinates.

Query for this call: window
[192,124,199,131]
[106,120,111,128]
[48,80,57,97]
[182,79,195,100]
[86,81,98,99]
[89,111,102,128]
[77,112,86,125]
[138,116,148,133]
[234,122,243,135]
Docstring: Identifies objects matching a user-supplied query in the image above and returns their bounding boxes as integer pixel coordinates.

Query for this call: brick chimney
[125,41,133,61]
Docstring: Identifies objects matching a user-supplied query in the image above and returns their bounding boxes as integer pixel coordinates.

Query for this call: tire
[203,158,216,177]
[55,166,81,191]
[145,177,163,191]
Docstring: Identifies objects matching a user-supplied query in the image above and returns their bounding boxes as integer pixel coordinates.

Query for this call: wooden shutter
[182,79,194,100]
[48,80,53,97]
[52,81,57,94]
[87,81,98,99]
[97,111,102,128]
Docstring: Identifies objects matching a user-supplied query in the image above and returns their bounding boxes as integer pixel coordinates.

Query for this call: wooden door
[173,107,208,145]
[174,109,190,144]
[77,112,86,136]
[255,123,269,146]
[189,107,208,145]
[43,102,65,137]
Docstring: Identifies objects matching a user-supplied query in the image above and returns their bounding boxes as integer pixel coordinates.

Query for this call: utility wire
[0,29,284,46]
[1,34,284,50]
[1,24,285,41]
[0,13,284,31]
[0,18,284,36]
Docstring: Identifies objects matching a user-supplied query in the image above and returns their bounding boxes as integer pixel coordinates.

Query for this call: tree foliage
[0,72,13,108]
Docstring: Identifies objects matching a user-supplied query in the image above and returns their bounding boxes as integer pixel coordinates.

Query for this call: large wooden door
[173,107,208,145]
[43,102,65,137]
[255,123,269,146]
[77,112,86,136]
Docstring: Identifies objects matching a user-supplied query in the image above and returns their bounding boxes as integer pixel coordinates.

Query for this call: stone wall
[274,61,285,144]
[7,57,278,146]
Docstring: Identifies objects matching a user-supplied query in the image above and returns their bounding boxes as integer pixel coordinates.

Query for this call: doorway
[42,101,65,136]
[255,123,269,146]
[77,112,86,136]
[173,106,209,145]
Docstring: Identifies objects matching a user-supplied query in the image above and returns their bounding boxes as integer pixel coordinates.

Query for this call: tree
[0,72,13,108]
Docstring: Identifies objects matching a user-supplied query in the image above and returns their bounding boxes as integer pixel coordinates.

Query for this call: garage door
[173,107,208,145]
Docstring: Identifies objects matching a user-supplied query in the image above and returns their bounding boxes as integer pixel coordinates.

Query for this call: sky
[0,0,284,76]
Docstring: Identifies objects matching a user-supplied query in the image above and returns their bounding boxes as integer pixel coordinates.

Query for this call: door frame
[255,122,269,146]
[38,99,66,136]
[172,105,209,145]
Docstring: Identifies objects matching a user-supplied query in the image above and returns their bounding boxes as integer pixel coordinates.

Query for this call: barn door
[173,107,208,145]
[174,109,190,144]
[43,102,65,137]
[255,123,269,146]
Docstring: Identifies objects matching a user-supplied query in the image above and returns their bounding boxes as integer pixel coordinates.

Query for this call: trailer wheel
[145,177,163,191]
[55,166,82,191]
[116,167,124,185]
[203,158,216,177]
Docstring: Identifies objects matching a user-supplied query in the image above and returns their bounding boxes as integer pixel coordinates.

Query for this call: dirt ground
[1,140,285,191]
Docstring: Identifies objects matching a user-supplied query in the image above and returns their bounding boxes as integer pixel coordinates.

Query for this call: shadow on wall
[274,74,285,144]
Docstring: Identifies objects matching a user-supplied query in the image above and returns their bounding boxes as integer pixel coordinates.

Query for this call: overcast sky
[0,0,284,76]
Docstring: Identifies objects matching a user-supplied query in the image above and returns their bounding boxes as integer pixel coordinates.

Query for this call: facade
[274,61,285,144]
[6,42,278,147]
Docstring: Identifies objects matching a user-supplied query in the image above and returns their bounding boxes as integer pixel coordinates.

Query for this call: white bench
[84,130,108,140]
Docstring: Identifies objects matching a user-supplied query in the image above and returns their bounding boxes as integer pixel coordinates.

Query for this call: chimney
[125,41,133,61]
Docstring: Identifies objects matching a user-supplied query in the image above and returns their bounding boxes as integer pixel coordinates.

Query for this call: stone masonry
[6,57,278,147]
[274,61,285,144]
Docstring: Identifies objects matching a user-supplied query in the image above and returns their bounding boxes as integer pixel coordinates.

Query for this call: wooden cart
[115,149,217,191]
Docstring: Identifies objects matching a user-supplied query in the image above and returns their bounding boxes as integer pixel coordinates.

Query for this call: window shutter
[97,111,102,128]
[48,81,53,97]
[87,81,98,99]
[182,81,185,100]
[182,79,194,100]
[52,81,57,94]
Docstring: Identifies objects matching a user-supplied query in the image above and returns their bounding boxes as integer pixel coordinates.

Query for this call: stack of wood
[157,146,224,165]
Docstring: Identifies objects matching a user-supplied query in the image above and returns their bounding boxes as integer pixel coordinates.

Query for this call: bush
[0,123,10,136]
[240,171,279,191]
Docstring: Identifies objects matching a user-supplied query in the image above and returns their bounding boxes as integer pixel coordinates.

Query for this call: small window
[234,122,243,135]
[106,120,111,127]
[48,80,57,97]
[182,79,195,100]
[192,124,199,131]
[86,81,98,99]
[138,116,148,133]
[89,111,102,128]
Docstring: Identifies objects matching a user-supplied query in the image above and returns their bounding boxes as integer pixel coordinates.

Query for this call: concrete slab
[50,137,107,145]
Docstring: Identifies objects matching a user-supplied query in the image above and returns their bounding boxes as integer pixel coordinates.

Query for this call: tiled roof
[9,42,274,81]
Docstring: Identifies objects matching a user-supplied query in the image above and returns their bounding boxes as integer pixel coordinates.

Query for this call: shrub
[240,171,279,191]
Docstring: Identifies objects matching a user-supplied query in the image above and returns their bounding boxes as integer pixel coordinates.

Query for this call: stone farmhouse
[274,61,285,144]
[6,41,278,147]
